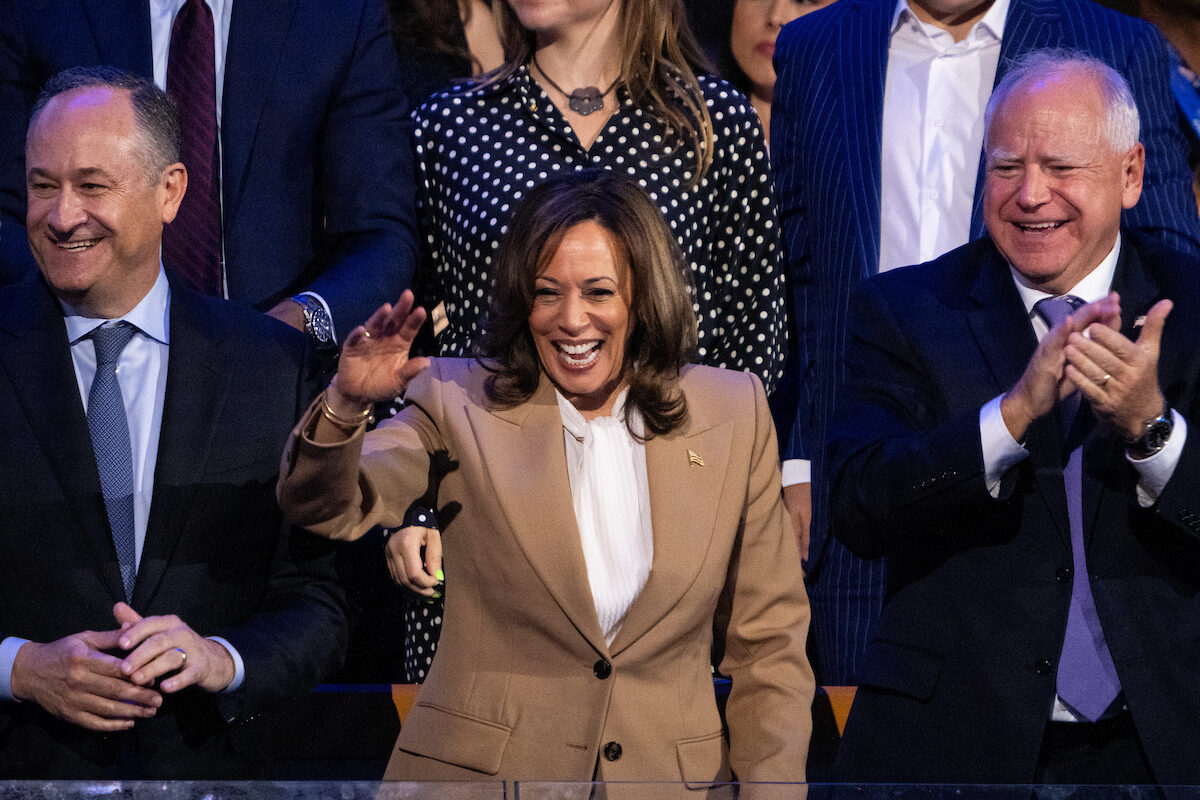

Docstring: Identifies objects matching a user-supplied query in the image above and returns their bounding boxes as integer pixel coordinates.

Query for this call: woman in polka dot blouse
[414,0,787,385]
[397,0,789,682]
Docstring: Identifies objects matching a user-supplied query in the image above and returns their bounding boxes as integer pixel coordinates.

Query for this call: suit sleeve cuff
[981,394,1028,497]
[0,637,30,702]
[781,459,811,487]
[207,636,246,694]
[1129,409,1187,507]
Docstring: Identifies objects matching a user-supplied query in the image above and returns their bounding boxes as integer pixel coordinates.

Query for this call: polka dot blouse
[413,64,787,392]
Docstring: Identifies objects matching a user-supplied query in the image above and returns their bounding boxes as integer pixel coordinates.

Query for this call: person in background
[0,0,417,347]
[279,169,812,786]
[387,0,504,104]
[690,0,837,146]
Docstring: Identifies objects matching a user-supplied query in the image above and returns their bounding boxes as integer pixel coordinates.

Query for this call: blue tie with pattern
[87,322,138,600]
[1035,295,1121,721]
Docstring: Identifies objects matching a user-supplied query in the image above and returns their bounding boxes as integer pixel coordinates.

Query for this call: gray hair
[984,50,1140,152]
[29,66,182,184]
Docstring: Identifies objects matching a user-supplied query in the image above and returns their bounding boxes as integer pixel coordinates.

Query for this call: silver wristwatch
[291,294,333,344]
[1125,398,1173,459]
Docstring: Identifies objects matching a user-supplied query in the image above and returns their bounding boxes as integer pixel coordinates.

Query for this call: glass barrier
[0,782,506,800]
[0,783,1192,800]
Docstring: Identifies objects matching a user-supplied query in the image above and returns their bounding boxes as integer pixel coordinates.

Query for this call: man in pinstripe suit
[770,0,1200,685]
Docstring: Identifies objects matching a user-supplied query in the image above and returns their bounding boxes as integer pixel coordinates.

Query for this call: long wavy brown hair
[476,169,698,438]
[483,0,714,183]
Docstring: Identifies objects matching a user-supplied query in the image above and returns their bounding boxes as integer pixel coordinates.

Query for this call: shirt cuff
[781,458,811,487]
[1129,409,1187,507]
[207,636,246,693]
[981,394,1029,497]
[0,637,30,701]
[297,291,337,345]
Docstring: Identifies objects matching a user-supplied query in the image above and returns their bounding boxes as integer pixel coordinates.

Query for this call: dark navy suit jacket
[773,0,1200,571]
[0,0,417,335]
[826,233,1200,782]
[0,275,348,778]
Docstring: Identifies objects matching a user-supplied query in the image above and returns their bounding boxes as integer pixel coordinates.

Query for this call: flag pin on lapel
[1134,315,1147,328]
[688,449,705,467]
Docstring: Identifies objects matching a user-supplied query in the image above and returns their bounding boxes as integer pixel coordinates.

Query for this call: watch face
[1146,417,1172,451]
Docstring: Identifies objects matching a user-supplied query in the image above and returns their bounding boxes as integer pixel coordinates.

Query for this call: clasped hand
[1002,292,1172,442]
[10,602,235,732]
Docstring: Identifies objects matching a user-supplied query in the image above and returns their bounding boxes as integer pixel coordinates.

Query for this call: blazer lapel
[847,0,890,276]
[83,0,154,75]
[132,286,233,608]
[608,416,732,657]
[969,0,1062,238]
[219,0,298,224]
[0,280,128,603]
[465,378,608,654]
[966,246,1071,544]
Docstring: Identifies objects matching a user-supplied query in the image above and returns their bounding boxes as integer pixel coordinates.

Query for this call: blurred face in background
[730,0,835,103]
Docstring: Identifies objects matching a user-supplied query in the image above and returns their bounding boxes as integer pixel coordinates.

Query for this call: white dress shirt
[558,390,653,647]
[878,0,1008,273]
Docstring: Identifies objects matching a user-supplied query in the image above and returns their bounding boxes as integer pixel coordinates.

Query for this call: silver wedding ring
[175,647,187,666]
[1100,373,1111,388]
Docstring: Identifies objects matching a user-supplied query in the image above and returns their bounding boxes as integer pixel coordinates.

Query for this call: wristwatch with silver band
[291,294,334,345]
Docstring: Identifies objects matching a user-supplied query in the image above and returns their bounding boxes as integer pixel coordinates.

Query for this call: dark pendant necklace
[533,55,619,116]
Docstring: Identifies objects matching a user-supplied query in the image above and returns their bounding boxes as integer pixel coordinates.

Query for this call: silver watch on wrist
[291,294,333,344]
[1125,398,1173,459]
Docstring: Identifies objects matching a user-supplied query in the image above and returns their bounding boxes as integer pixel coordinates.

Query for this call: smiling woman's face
[528,219,633,419]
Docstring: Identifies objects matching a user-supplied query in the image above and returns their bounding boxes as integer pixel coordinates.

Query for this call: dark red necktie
[163,0,223,296]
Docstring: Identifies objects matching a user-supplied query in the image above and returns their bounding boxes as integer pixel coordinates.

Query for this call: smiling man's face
[983,69,1144,295]
[25,86,183,317]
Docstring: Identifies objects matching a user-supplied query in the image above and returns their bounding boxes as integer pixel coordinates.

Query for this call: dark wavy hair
[476,169,698,438]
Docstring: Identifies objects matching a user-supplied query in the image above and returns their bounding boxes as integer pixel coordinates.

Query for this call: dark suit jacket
[826,233,1200,783]
[0,275,348,779]
[772,0,1200,574]
[0,0,417,335]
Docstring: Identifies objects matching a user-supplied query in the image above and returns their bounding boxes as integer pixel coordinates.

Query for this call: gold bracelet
[320,388,374,430]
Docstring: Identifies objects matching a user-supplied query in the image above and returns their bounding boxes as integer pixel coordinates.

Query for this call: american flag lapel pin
[1134,315,1147,329]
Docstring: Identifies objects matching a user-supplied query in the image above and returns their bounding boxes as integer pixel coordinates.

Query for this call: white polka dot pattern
[412,66,787,392]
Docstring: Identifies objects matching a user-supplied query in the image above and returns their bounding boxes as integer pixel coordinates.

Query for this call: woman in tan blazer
[278,170,813,789]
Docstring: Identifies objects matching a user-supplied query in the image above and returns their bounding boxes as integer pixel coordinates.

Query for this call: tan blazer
[279,359,813,787]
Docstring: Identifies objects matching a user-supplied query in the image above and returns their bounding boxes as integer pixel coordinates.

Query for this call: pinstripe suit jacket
[772,0,1200,577]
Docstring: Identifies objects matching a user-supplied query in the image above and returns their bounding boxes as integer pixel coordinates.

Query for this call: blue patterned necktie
[1035,295,1121,721]
[87,322,138,600]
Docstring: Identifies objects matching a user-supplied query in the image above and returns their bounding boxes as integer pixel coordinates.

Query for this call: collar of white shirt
[61,266,172,346]
[891,0,1010,46]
